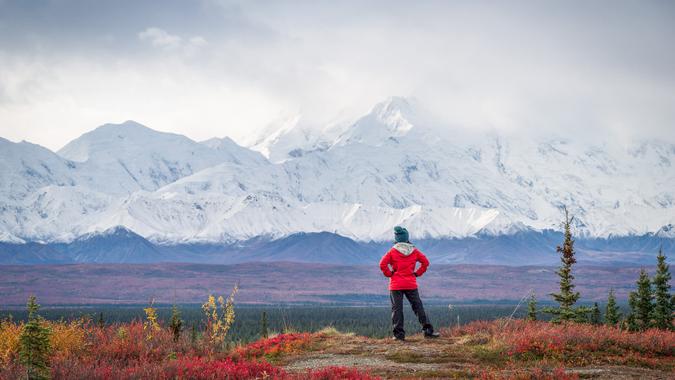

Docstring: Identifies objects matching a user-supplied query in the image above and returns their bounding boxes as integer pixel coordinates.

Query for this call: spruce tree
[590,302,601,325]
[260,311,269,338]
[626,292,639,331]
[604,289,621,326]
[651,249,673,330]
[527,292,537,321]
[97,312,105,329]
[169,304,183,342]
[19,296,51,380]
[542,208,590,322]
[190,324,197,347]
[628,268,654,330]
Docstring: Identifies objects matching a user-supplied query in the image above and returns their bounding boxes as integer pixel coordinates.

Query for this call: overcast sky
[1,0,674,150]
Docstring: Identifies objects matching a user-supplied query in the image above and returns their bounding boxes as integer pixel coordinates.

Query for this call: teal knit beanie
[394,226,409,243]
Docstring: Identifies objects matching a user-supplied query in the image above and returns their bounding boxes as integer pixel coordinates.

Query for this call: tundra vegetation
[0,212,672,379]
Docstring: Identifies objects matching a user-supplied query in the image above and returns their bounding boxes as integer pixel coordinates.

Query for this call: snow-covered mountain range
[1,97,674,248]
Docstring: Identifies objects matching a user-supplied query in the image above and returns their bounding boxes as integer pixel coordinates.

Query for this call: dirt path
[281,333,673,379]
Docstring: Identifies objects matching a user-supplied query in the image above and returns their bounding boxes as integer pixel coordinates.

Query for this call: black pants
[390,289,433,338]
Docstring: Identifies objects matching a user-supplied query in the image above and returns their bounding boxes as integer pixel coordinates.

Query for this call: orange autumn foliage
[46,319,88,359]
[0,320,22,364]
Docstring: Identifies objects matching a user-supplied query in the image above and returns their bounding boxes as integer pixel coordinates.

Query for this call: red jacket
[379,243,429,290]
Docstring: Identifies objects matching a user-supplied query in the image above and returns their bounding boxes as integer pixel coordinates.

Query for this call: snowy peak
[247,97,431,162]
[248,115,336,163]
[334,97,422,147]
[67,224,162,263]
[371,96,418,123]
[76,225,141,241]
[58,120,197,163]
[56,120,263,194]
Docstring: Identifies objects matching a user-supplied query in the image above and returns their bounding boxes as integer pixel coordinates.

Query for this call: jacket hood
[393,242,415,256]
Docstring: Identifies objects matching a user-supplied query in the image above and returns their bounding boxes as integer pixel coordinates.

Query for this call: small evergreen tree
[190,324,198,347]
[590,302,601,325]
[97,312,105,329]
[526,292,537,321]
[628,268,654,331]
[604,289,621,326]
[260,311,269,338]
[626,292,639,331]
[651,248,673,330]
[169,304,183,342]
[19,296,51,380]
[542,207,591,322]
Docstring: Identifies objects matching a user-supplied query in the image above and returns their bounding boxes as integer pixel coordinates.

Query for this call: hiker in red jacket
[380,226,439,341]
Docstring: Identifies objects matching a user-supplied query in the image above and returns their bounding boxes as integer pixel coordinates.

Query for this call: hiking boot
[392,336,405,342]
[423,327,440,338]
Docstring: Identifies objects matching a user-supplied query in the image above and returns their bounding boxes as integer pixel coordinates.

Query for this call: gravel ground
[281,333,674,379]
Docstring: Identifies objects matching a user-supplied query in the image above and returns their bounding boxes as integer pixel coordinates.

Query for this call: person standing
[379,226,440,341]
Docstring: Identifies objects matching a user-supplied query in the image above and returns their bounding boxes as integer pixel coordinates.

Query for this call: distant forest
[0,304,627,344]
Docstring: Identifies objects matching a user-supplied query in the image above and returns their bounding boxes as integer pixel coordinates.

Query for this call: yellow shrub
[202,284,238,345]
[0,321,23,364]
[144,299,161,341]
[117,326,128,340]
[47,319,87,358]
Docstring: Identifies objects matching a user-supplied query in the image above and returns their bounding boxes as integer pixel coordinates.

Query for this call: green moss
[471,345,508,366]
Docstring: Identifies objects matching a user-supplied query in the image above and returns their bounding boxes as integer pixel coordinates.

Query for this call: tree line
[526,207,673,330]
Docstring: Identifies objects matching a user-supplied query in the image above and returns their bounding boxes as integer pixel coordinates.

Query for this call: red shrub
[51,358,175,380]
[51,356,284,380]
[234,333,315,359]
[445,319,675,367]
[497,320,674,359]
[177,356,285,380]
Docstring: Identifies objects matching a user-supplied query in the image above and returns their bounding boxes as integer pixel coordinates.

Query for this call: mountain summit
[333,96,422,147]
[56,120,264,194]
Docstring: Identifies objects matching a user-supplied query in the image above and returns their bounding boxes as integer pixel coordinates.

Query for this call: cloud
[138,27,207,52]
[0,0,674,150]
[188,36,207,47]
[138,27,182,49]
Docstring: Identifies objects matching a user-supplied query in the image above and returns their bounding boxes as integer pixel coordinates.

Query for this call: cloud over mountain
[1,1,674,151]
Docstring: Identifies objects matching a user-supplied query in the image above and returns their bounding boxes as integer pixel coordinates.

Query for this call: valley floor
[0,262,648,305]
